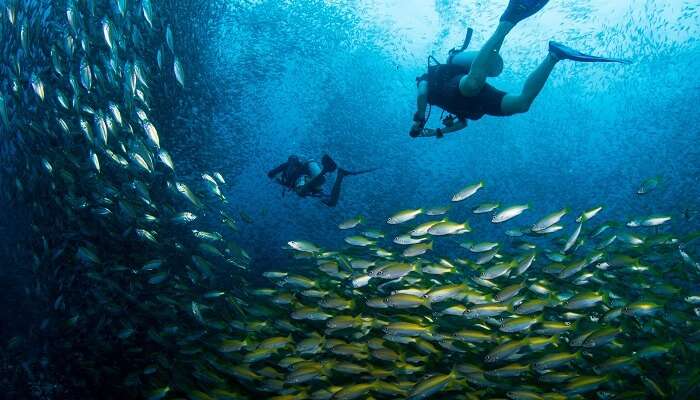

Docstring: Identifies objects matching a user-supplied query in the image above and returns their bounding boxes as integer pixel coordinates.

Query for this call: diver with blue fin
[410,0,630,138]
[267,155,376,207]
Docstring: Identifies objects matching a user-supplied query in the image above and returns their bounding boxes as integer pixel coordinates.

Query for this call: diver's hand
[409,122,423,138]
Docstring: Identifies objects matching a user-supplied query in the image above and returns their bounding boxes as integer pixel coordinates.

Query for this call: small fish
[80,57,92,91]
[350,258,374,269]
[352,275,372,289]
[623,300,663,317]
[473,203,500,214]
[582,327,621,348]
[576,206,603,223]
[146,386,171,400]
[362,229,384,239]
[618,232,644,246]
[485,339,526,363]
[637,176,660,195]
[333,383,376,400]
[89,150,100,173]
[464,303,508,319]
[175,182,203,208]
[102,17,115,50]
[641,215,671,227]
[494,282,525,302]
[426,205,450,216]
[534,351,581,371]
[387,208,423,224]
[515,298,551,315]
[516,252,536,275]
[142,121,160,148]
[394,234,427,245]
[499,316,540,333]
[563,223,583,253]
[422,262,454,275]
[564,375,609,395]
[30,73,45,101]
[452,181,484,202]
[158,150,175,171]
[492,205,529,223]
[116,0,127,16]
[464,242,499,253]
[480,261,514,280]
[290,307,332,321]
[411,219,445,236]
[403,241,433,257]
[407,370,458,399]
[142,0,154,28]
[427,220,471,236]
[537,225,563,234]
[174,58,185,87]
[565,292,604,310]
[339,216,363,230]
[532,208,569,232]
[384,293,431,309]
[288,241,321,253]
[425,283,467,303]
[94,112,108,145]
[345,235,375,247]
[372,262,415,280]
[383,322,430,337]
[166,25,175,52]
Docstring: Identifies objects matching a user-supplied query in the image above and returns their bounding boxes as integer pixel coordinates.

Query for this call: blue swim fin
[500,0,550,24]
[549,41,631,64]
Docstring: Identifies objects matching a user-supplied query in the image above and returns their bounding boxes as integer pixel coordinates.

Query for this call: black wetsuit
[418,64,508,120]
[268,156,348,207]
[267,157,325,195]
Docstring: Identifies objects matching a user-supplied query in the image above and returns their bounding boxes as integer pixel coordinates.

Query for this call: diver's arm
[417,119,468,138]
[410,81,429,137]
[267,162,288,179]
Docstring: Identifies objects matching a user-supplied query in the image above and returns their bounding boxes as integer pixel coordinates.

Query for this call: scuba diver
[410,0,630,139]
[267,154,375,207]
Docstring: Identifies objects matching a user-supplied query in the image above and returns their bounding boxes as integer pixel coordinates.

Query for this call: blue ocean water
[193,1,700,263]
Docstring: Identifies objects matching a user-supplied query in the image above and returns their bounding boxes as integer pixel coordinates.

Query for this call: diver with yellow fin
[410,0,630,139]
[267,155,376,207]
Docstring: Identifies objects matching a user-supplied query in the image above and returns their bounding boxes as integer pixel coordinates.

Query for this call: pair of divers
[270,0,628,206]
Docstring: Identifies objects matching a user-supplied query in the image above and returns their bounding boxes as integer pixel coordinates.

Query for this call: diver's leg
[322,171,348,207]
[459,22,514,97]
[500,53,558,115]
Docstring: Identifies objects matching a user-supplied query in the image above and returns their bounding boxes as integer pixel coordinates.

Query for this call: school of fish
[1,0,700,399]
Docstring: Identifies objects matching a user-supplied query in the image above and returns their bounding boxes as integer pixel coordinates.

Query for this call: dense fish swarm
[0,0,250,398]
[1,0,700,399]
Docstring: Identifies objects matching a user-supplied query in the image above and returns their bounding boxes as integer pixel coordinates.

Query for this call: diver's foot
[549,41,631,64]
[500,0,550,25]
[321,154,338,174]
